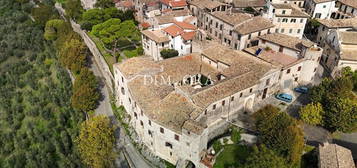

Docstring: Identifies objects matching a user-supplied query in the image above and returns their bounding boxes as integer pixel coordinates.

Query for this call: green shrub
[213,140,223,153]
[160,49,178,59]
[231,128,241,144]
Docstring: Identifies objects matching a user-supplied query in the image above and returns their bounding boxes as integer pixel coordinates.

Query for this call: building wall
[259,40,301,58]
[333,2,357,19]
[305,0,336,19]
[142,34,170,61]
[273,16,307,38]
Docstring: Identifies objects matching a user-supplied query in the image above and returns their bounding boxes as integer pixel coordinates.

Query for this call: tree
[65,0,83,20]
[243,145,289,168]
[254,105,305,166]
[160,49,179,59]
[309,78,332,103]
[324,97,357,133]
[71,68,100,113]
[80,9,110,30]
[44,19,67,41]
[59,39,87,74]
[231,128,241,144]
[31,4,54,26]
[76,115,116,168]
[300,102,324,126]
[95,0,115,8]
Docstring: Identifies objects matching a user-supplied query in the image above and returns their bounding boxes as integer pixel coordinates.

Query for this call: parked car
[275,93,293,103]
[294,86,308,94]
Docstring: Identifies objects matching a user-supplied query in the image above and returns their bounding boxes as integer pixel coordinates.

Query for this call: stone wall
[70,20,115,93]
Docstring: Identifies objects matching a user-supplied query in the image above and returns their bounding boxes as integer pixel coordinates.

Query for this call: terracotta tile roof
[142,29,171,43]
[318,143,355,168]
[211,11,251,26]
[233,0,266,8]
[339,0,357,9]
[140,22,151,28]
[174,21,197,30]
[155,15,175,24]
[117,0,134,7]
[317,18,357,28]
[183,16,196,23]
[115,45,276,134]
[181,31,196,40]
[163,24,184,37]
[234,16,274,35]
[272,3,310,18]
[189,0,225,10]
[162,8,191,17]
[244,46,301,68]
[339,31,357,45]
[312,0,333,4]
[160,0,187,7]
[259,33,315,51]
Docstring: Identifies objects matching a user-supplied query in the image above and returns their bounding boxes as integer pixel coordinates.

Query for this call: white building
[265,3,310,38]
[141,21,196,60]
[321,28,357,76]
[244,33,323,89]
[160,0,188,11]
[331,0,357,19]
[305,0,338,19]
[80,0,96,9]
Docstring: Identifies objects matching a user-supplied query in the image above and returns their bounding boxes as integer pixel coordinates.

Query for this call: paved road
[89,56,153,168]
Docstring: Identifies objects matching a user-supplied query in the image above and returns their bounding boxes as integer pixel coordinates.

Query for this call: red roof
[161,0,187,7]
[141,22,151,28]
[174,21,196,30]
[163,24,184,37]
[181,31,196,40]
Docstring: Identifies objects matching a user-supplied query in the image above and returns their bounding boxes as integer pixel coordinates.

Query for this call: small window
[281,28,285,33]
[231,96,234,101]
[174,134,179,141]
[248,34,251,40]
[314,68,317,72]
[240,93,243,97]
[298,66,301,71]
[258,32,261,36]
[297,29,301,34]
[272,9,275,13]
[250,88,253,93]
[300,19,304,23]
[282,10,286,14]
[222,100,225,106]
[275,29,279,33]
[129,98,131,104]
[289,29,293,33]
[204,109,207,115]
[149,120,152,126]
[140,120,144,127]
[134,112,137,119]
[213,104,216,110]
[295,77,298,81]
[121,77,124,83]
[160,127,164,133]
[266,78,270,86]
[287,69,291,74]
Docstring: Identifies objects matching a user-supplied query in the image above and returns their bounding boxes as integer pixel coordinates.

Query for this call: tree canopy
[160,49,179,59]
[243,145,289,168]
[307,68,357,133]
[95,0,115,8]
[76,115,116,168]
[254,105,304,166]
[59,38,87,74]
[64,0,83,20]
[299,102,324,126]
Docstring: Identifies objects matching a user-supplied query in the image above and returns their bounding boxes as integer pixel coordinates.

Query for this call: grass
[213,144,249,168]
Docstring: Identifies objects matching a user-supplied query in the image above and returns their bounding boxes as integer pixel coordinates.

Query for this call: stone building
[305,0,338,19]
[315,17,357,45]
[188,0,229,27]
[321,28,357,76]
[197,11,275,50]
[318,143,355,168]
[245,33,323,89]
[265,3,310,38]
[142,21,196,60]
[113,45,280,167]
[331,0,357,19]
